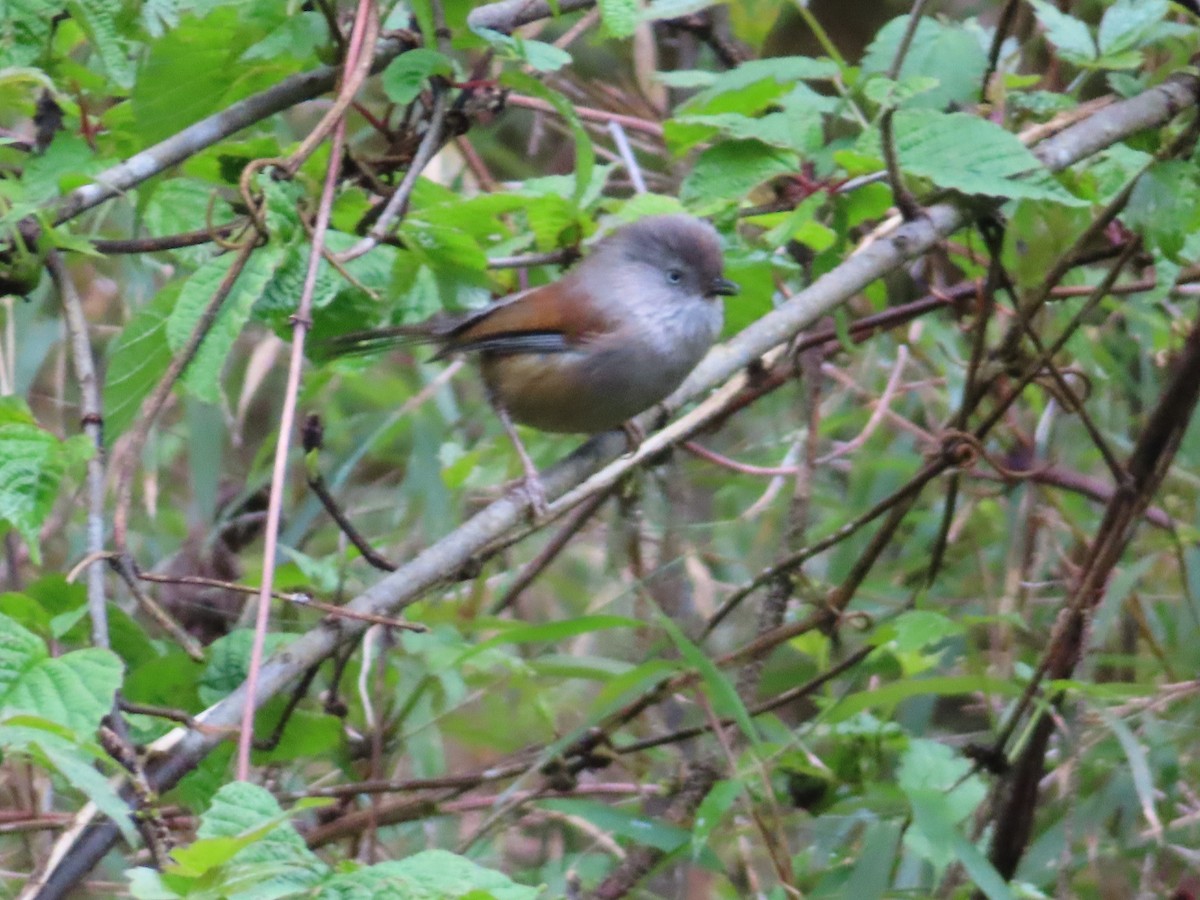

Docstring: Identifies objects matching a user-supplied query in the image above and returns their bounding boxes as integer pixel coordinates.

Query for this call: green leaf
[381,48,454,105]
[659,613,761,749]
[680,56,839,116]
[165,244,286,403]
[599,0,639,38]
[154,782,329,896]
[1098,0,1170,56]
[691,779,742,854]
[70,0,136,89]
[1027,0,1096,62]
[402,219,489,272]
[0,721,137,844]
[139,179,224,264]
[681,139,797,211]
[0,612,122,733]
[642,0,716,21]
[890,109,1085,205]
[459,614,643,662]
[670,110,823,155]
[475,26,572,71]
[251,709,341,765]
[909,791,1013,898]
[861,16,988,110]
[3,0,59,66]
[827,674,1015,722]
[38,739,138,843]
[0,399,92,563]
[132,9,256,144]
[1099,709,1162,837]
[318,849,540,899]
[871,610,963,652]
[104,284,177,442]
[199,630,295,706]
[1125,160,1200,262]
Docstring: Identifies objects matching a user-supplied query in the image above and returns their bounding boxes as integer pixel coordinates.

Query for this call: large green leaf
[165,244,286,403]
[318,849,540,899]
[861,16,988,110]
[0,399,92,563]
[104,284,177,442]
[681,139,797,211]
[0,621,121,734]
[890,109,1086,205]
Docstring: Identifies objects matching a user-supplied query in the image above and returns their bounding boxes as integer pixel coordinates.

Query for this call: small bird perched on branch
[327,213,738,512]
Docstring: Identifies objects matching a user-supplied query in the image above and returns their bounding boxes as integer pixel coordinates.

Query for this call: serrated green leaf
[1125,160,1200,261]
[132,9,254,144]
[680,56,839,116]
[3,0,59,66]
[0,612,122,732]
[104,284,177,442]
[861,16,988,110]
[402,219,488,272]
[0,401,91,563]
[381,48,454,105]
[165,245,285,403]
[318,849,539,899]
[140,179,225,262]
[1098,0,1170,56]
[891,109,1085,205]
[199,630,295,706]
[71,0,136,89]
[1028,0,1096,61]
[154,782,331,895]
[599,0,638,38]
[680,139,797,210]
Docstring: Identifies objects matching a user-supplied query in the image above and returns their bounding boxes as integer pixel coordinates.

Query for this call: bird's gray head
[600,214,738,302]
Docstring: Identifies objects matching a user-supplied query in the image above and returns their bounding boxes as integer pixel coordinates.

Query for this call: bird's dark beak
[710,276,739,297]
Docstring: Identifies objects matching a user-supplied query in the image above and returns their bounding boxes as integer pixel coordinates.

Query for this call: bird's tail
[311,323,438,361]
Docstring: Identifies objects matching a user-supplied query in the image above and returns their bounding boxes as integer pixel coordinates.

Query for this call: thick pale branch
[466,0,595,33]
[50,36,411,226]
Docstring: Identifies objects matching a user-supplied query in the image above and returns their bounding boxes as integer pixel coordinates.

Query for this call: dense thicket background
[3,0,1200,897]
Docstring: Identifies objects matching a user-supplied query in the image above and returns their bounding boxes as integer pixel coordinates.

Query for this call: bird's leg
[494,403,549,517]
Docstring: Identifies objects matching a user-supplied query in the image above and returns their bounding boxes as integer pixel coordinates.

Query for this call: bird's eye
[666,269,683,285]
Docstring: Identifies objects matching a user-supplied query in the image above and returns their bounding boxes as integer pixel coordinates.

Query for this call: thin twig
[607,121,646,194]
[108,556,206,661]
[46,252,108,648]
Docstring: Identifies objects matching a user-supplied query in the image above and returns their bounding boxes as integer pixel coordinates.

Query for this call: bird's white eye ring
[666,269,683,284]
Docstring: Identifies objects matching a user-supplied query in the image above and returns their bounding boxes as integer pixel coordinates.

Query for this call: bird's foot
[520,471,550,519]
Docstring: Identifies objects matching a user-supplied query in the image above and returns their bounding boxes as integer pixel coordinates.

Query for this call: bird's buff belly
[481,350,681,434]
